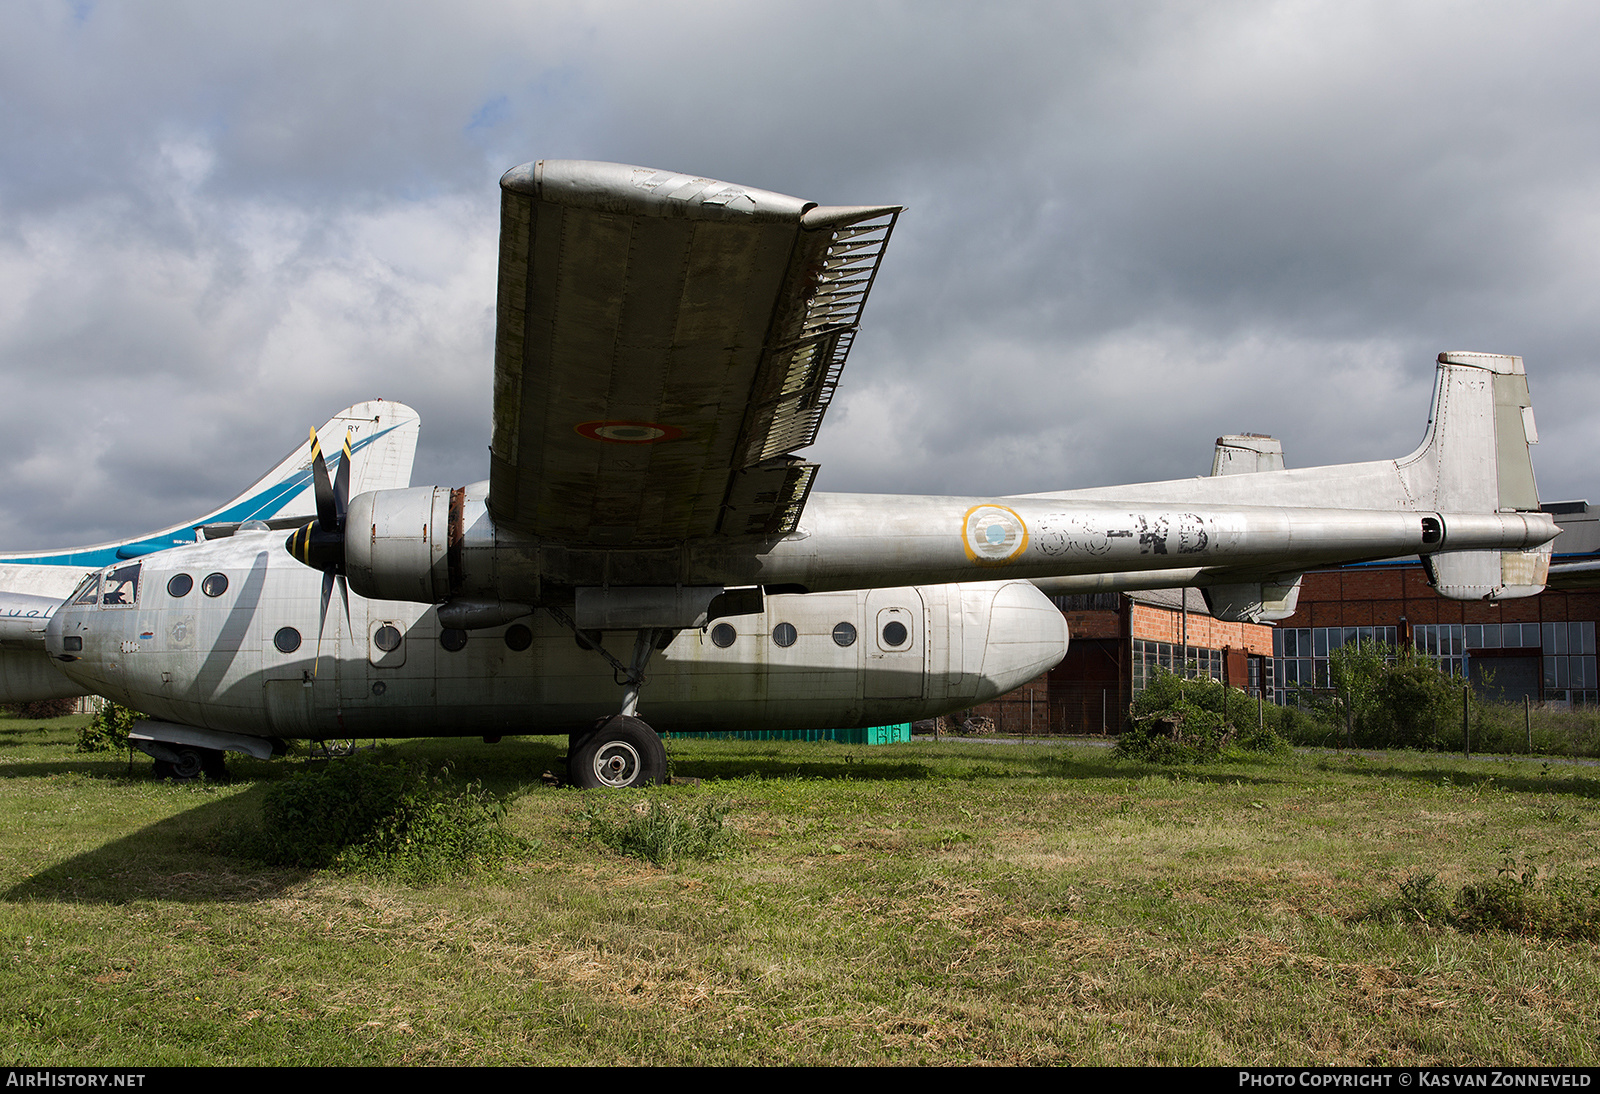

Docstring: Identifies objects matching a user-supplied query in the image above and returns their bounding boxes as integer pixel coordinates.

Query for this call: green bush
[580,797,736,866]
[3,698,79,720]
[1116,669,1288,762]
[1273,645,1478,752]
[236,756,534,883]
[76,701,142,753]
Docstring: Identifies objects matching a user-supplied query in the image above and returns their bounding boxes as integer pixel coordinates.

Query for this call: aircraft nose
[975,580,1069,701]
[43,604,80,663]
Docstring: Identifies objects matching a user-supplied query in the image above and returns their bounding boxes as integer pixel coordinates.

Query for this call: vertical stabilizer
[1210,434,1285,476]
[1404,353,1547,599]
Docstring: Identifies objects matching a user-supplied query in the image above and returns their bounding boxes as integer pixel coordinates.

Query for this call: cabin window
[772,622,797,648]
[274,627,302,654]
[882,620,908,648]
[201,573,229,598]
[440,628,468,652]
[167,573,193,598]
[101,563,141,607]
[504,624,532,652]
[711,623,737,648]
[70,574,100,607]
[831,622,857,647]
[374,624,403,653]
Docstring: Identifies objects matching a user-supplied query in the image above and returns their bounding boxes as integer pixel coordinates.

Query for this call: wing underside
[487,160,898,547]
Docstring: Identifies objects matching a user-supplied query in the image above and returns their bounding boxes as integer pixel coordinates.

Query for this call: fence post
[1463,685,1470,759]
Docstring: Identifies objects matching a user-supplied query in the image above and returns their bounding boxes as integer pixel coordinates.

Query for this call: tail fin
[1210,434,1285,476]
[1402,353,1547,599]
[0,400,421,571]
[1395,352,1539,513]
[207,399,422,527]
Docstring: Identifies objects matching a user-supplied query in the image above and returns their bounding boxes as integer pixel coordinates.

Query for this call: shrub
[580,797,736,866]
[1116,668,1288,762]
[1366,661,1465,750]
[77,701,142,753]
[3,698,79,720]
[235,756,534,883]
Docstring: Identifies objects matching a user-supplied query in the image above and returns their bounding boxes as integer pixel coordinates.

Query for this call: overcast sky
[3,1,1598,550]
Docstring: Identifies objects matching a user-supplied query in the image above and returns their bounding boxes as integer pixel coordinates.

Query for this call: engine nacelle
[344,486,452,603]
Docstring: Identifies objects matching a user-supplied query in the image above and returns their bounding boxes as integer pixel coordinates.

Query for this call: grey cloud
[2,0,1598,553]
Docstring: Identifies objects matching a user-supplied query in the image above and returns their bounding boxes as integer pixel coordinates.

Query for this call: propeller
[285,427,354,669]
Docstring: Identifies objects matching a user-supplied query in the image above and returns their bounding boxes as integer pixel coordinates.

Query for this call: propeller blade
[309,427,338,533]
[333,428,353,524]
[311,568,334,677]
[337,573,352,636]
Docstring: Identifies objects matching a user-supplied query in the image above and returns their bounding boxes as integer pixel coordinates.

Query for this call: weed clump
[233,755,534,883]
[76,701,142,753]
[580,797,735,866]
[1116,669,1288,763]
[1369,861,1600,942]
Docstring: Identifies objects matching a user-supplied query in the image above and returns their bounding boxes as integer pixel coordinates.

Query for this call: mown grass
[1,711,1598,1065]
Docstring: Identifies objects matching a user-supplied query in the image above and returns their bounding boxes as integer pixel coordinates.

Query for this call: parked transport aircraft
[0,402,419,704]
[33,160,1557,788]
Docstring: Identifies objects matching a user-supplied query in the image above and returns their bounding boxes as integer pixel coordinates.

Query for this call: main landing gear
[568,714,667,789]
[151,745,228,782]
[558,623,673,790]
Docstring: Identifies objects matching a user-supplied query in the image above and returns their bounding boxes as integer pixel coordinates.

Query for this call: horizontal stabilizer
[1200,576,1304,623]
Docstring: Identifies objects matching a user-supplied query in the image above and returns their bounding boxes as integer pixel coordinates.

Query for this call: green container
[669,723,911,744]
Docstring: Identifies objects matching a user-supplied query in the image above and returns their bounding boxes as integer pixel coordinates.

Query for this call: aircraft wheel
[156,747,227,782]
[201,749,230,781]
[568,715,666,790]
[167,747,205,781]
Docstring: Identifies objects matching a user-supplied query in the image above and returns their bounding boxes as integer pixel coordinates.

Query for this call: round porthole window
[167,573,193,598]
[504,623,532,651]
[711,623,737,648]
[772,622,797,648]
[273,626,301,654]
[373,624,403,652]
[440,628,468,652]
[201,573,228,597]
[832,621,857,647]
[882,621,908,647]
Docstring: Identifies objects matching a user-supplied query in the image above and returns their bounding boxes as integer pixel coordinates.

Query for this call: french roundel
[962,504,1029,565]
[575,420,684,444]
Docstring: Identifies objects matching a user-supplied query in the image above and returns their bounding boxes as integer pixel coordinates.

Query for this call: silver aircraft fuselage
[44,530,1069,740]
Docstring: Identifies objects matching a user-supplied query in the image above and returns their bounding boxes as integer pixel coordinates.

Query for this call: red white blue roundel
[575,420,684,444]
[962,504,1029,565]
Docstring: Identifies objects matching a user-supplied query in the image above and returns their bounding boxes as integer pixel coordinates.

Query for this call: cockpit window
[70,574,100,606]
[101,563,142,607]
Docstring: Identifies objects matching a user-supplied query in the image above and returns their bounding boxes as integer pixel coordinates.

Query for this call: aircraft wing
[486,160,899,547]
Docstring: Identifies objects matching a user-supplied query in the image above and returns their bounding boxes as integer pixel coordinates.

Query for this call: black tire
[170,748,205,781]
[200,749,229,781]
[156,746,226,782]
[567,715,666,789]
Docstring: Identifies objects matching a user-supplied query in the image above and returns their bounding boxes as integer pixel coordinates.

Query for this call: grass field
[2,714,1598,1066]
